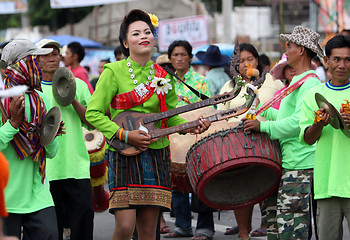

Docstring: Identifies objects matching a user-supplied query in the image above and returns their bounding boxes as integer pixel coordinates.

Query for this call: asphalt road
[92,203,350,240]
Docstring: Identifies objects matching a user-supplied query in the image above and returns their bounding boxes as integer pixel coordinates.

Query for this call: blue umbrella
[191,43,235,65]
[42,35,103,48]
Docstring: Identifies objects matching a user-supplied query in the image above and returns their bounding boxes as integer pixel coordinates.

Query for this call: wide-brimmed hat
[0,39,53,69]
[270,53,318,80]
[196,45,230,67]
[279,26,324,58]
[52,67,76,106]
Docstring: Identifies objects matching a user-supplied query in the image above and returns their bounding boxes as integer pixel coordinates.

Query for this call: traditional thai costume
[86,57,187,212]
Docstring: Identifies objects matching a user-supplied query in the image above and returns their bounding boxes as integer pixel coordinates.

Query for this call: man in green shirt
[36,39,94,240]
[0,39,59,239]
[300,34,350,240]
[243,26,323,240]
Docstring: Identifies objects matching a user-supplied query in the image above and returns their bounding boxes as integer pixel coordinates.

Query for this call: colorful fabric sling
[1,55,47,179]
[111,62,169,128]
[255,73,318,115]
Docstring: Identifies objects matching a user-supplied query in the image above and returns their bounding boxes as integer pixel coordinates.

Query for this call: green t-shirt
[299,80,350,199]
[174,66,212,107]
[1,91,58,214]
[41,78,91,181]
[260,70,320,169]
[86,58,188,149]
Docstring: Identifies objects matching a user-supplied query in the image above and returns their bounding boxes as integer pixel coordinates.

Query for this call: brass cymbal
[40,106,61,147]
[52,67,76,106]
[315,93,340,129]
[329,103,350,138]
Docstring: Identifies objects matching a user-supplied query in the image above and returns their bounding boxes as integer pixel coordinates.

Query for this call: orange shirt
[0,152,9,217]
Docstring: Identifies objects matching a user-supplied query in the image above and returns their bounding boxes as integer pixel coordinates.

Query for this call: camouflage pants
[262,168,313,240]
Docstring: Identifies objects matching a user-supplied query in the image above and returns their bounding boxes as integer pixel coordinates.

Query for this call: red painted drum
[186,126,282,210]
[170,107,237,193]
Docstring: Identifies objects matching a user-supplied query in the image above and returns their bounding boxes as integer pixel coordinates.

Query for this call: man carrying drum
[243,26,323,239]
[35,39,94,240]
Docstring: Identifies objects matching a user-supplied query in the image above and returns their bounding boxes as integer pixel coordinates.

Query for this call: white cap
[0,39,53,69]
[35,39,61,50]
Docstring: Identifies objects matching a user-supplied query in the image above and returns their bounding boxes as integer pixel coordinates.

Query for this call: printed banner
[158,15,209,52]
[50,0,131,9]
[0,0,28,14]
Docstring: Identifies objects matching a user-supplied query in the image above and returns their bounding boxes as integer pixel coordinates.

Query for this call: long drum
[186,126,282,210]
[170,107,236,193]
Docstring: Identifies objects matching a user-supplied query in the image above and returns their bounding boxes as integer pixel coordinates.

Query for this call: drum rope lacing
[188,122,282,179]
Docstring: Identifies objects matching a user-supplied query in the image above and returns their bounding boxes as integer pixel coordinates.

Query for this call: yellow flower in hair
[148,13,159,28]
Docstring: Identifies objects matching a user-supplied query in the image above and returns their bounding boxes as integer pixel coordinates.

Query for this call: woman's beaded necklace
[127,59,154,85]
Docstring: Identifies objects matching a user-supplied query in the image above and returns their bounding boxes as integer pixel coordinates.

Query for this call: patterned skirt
[107,147,172,213]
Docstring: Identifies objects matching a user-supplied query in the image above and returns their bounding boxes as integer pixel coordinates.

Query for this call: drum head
[170,107,237,164]
[82,127,105,152]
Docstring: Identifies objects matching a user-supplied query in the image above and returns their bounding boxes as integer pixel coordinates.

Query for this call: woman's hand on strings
[186,116,211,135]
[127,130,151,151]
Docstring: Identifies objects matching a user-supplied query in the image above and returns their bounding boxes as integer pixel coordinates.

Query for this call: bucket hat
[279,26,324,58]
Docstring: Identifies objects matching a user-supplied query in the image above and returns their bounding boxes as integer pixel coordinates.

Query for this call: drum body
[170,107,236,193]
[186,126,281,210]
[83,127,109,212]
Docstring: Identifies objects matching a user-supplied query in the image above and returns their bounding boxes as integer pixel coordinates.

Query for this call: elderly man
[300,34,350,240]
[0,39,59,239]
[243,26,323,239]
[35,39,94,240]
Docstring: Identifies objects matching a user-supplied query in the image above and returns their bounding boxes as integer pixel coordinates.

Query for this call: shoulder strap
[162,66,209,100]
[256,73,318,115]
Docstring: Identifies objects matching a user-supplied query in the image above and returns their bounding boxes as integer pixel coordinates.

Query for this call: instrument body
[186,126,282,210]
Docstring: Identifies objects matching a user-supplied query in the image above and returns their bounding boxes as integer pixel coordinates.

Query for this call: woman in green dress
[86,9,210,240]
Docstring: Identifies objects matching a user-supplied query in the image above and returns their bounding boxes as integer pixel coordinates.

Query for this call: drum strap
[256,73,319,115]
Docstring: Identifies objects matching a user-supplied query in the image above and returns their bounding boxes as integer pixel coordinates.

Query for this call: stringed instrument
[107,86,258,156]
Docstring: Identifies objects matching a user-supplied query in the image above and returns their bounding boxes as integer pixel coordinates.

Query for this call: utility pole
[279,0,285,53]
[223,0,233,44]
[309,0,317,31]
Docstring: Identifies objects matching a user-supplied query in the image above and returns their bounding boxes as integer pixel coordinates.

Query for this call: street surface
[93,204,350,240]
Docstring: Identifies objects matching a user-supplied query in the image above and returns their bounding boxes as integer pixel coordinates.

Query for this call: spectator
[114,46,123,61]
[312,56,327,83]
[91,59,111,89]
[64,41,94,94]
[196,45,230,98]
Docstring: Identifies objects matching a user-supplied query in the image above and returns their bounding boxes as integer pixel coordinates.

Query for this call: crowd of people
[0,8,349,240]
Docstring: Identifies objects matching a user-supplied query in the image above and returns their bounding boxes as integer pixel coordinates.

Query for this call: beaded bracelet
[125,130,129,144]
[119,128,124,141]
